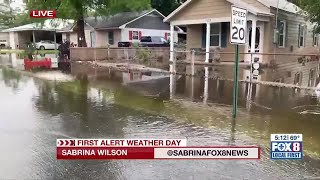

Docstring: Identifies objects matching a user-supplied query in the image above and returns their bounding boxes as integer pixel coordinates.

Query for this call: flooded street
[0,53,320,179]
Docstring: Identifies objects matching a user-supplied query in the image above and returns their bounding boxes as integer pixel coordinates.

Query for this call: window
[278,21,286,48]
[132,31,139,40]
[108,31,114,45]
[309,69,315,87]
[210,23,221,47]
[140,36,152,42]
[298,25,306,47]
[313,33,318,46]
[66,33,70,41]
[152,37,162,43]
[160,37,167,43]
[294,72,302,86]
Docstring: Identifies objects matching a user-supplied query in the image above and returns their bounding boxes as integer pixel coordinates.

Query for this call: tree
[26,0,150,47]
[151,0,180,16]
[294,0,320,32]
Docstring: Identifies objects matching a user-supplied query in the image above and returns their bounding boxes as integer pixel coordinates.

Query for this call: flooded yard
[0,53,320,179]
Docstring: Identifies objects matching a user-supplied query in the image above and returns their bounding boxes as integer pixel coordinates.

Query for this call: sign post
[230,6,247,118]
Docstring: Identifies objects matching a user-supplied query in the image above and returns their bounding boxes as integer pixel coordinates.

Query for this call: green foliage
[26,0,151,47]
[136,48,151,64]
[151,0,180,16]
[0,13,14,28]
[295,0,320,32]
[22,43,37,60]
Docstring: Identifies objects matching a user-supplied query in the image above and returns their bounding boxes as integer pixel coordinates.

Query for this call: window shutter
[202,24,206,48]
[285,21,288,48]
[298,24,301,47]
[304,25,307,47]
[277,20,281,47]
[139,31,142,40]
[221,22,228,48]
[129,31,133,40]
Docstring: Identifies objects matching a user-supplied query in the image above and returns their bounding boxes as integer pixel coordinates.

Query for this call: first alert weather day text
[57,139,186,147]
[56,139,260,160]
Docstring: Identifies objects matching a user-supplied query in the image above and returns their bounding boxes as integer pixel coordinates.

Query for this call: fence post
[173,50,177,73]
[250,53,253,83]
[191,50,195,76]
[94,47,97,63]
[107,47,110,60]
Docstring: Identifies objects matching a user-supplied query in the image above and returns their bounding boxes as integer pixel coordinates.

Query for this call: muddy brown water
[0,53,320,179]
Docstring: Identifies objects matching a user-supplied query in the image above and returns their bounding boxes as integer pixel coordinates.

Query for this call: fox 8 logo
[272,142,301,152]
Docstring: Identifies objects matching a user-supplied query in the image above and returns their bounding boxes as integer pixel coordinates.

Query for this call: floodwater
[0,53,320,179]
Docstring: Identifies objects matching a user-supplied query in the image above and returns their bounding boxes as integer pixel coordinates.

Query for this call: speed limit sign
[230,6,247,44]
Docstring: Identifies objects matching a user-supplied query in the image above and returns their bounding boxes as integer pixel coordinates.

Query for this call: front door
[245,22,264,63]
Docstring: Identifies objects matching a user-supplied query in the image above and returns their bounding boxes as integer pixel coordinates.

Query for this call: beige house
[164,0,320,65]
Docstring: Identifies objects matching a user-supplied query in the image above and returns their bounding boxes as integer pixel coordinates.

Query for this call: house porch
[169,15,272,64]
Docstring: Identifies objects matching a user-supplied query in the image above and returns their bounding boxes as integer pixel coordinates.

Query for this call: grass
[0,49,58,54]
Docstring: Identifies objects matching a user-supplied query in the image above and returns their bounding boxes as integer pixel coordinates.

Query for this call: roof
[86,9,156,30]
[1,19,75,32]
[80,9,183,32]
[164,0,275,22]
[258,0,302,14]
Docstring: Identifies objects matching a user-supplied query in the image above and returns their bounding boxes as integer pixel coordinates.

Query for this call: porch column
[203,66,209,104]
[170,25,174,62]
[250,20,257,64]
[170,65,176,99]
[205,23,211,63]
[32,31,36,43]
[54,31,57,50]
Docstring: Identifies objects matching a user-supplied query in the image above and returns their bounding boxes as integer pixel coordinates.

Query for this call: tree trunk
[76,16,87,47]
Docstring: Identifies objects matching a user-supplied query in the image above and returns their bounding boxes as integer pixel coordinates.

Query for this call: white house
[61,9,184,47]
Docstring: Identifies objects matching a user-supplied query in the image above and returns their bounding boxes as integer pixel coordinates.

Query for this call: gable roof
[1,19,74,32]
[86,10,150,30]
[164,0,274,22]
[85,9,172,30]
[258,0,301,14]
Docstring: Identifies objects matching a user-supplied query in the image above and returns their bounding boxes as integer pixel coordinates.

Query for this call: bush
[135,48,151,64]
[22,43,37,60]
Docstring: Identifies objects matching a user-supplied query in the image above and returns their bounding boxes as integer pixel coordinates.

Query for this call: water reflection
[1,67,320,179]
[0,53,59,70]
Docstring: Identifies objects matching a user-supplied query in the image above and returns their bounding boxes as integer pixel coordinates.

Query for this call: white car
[35,40,60,50]
[0,40,8,48]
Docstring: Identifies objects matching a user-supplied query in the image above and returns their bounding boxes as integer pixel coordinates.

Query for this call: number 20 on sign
[230,6,247,44]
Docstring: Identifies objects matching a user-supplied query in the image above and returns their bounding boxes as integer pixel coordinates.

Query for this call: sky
[10,0,25,11]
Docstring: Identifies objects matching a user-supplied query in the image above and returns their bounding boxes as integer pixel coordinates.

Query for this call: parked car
[139,36,170,47]
[0,40,8,48]
[35,40,60,50]
[118,42,132,47]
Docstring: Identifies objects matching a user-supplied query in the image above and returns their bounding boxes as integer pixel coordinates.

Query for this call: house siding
[173,0,232,21]
[126,13,170,30]
[121,28,178,43]
[265,8,320,64]
[186,25,202,49]
[94,29,121,47]
[0,32,9,43]
[62,30,91,46]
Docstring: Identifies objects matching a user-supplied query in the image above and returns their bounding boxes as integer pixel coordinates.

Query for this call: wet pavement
[0,53,320,179]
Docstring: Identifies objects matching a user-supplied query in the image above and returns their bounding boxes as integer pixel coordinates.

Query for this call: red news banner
[56,139,260,160]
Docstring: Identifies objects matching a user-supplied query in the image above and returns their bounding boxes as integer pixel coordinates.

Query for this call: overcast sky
[10,0,25,10]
